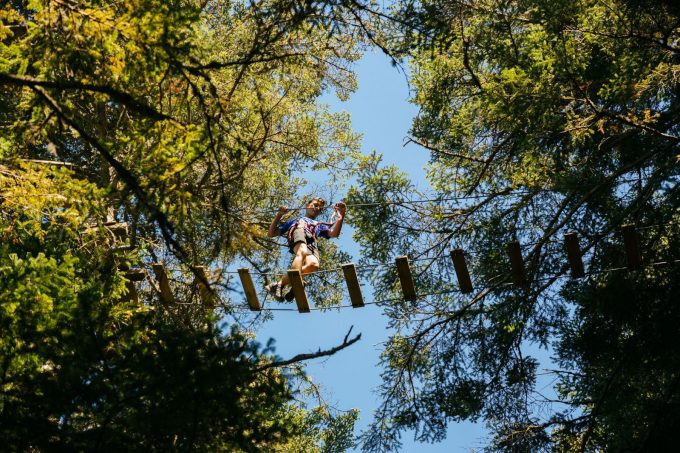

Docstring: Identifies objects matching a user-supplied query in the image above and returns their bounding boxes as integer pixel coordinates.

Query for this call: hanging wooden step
[119,266,143,303]
[342,263,365,308]
[110,245,135,254]
[191,266,215,309]
[287,269,310,313]
[152,263,175,304]
[564,233,585,278]
[122,281,139,303]
[118,264,144,303]
[450,249,473,293]
[124,269,146,281]
[237,268,261,311]
[395,256,417,301]
[103,221,129,242]
[621,224,642,269]
[506,241,527,285]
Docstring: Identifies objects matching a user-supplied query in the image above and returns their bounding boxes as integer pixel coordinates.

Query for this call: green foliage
[0,162,359,451]
[1,0,364,266]
[553,206,680,451]
[349,0,680,450]
[1,0,371,449]
[277,405,360,453]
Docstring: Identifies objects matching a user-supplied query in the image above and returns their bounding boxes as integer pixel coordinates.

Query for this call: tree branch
[256,326,361,371]
[181,52,306,71]
[406,137,488,163]
[0,72,173,122]
[30,85,190,263]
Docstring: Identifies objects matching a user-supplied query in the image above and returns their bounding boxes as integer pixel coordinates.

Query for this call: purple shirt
[277,217,331,239]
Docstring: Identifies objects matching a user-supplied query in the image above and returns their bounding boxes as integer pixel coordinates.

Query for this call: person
[265,197,346,301]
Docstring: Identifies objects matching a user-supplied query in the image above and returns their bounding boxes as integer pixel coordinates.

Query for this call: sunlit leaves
[1,0,369,449]
[1,0,365,272]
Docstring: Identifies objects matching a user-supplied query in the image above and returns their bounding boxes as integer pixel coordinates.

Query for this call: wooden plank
[123,281,139,303]
[621,224,642,269]
[104,222,128,240]
[395,256,417,301]
[342,263,365,308]
[238,268,260,311]
[83,222,128,239]
[120,267,139,303]
[152,263,175,304]
[110,245,135,253]
[506,242,527,285]
[450,249,473,293]
[19,158,78,167]
[287,269,310,313]
[564,233,585,278]
[124,269,146,281]
[192,266,215,309]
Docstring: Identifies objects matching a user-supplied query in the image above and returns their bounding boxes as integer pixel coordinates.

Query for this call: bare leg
[301,255,319,275]
[281,242,309,287]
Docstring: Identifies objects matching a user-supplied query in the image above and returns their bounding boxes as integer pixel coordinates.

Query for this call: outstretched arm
[328,202,346,238]
[267,206,288,237]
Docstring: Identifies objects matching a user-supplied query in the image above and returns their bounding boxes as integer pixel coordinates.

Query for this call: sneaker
[284,281,305,302]
[265,282,284,302]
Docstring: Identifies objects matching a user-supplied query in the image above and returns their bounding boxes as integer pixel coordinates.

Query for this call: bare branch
[406,137,487,163]
[256,326,361,371]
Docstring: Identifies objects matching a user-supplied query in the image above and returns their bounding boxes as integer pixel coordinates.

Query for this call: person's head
[305,197,326,218]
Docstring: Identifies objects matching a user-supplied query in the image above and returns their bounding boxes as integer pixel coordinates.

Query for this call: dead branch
[256,326,361,371]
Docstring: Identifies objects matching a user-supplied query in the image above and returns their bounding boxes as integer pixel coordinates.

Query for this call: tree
[1,0,364,264]
[347,0,680,450]
[0,161,362,451]
[1,0,370,449]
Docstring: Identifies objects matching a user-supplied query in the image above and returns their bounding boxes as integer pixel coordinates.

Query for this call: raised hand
[335,201,346,217]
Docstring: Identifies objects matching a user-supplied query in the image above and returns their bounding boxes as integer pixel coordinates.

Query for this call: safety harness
[286,217,333,243]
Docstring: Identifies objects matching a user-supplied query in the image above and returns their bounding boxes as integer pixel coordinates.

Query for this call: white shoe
[265,282,284,301]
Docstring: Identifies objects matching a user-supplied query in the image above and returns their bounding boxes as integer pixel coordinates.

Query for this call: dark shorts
[288,226,320,260]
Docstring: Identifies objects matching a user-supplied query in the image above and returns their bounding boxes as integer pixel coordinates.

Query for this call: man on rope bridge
[265,197,347,301]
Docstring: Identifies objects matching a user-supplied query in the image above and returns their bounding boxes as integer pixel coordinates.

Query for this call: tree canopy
[347,0,680,450]
[1,0,367,450]
[2,0,365,264]
[3,0,680,451]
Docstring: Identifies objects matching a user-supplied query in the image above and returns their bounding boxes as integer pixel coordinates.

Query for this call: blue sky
[258,52,488,452]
